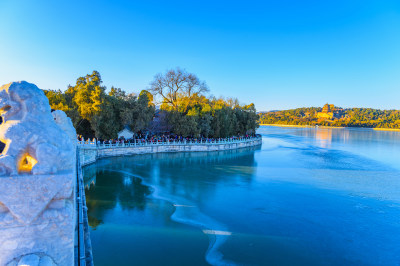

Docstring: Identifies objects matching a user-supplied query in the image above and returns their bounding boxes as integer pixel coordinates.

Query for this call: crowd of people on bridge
[77,133,260,145]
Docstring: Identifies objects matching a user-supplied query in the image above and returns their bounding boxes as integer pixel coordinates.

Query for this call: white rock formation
[0,81,76,265]
[0,81,74,176]
[52,110,77,149]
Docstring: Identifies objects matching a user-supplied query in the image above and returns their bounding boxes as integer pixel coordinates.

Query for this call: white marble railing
[78,136,262,167]
[78,136,262,148]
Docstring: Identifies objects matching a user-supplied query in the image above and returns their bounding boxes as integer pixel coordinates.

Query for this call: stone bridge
[0,81,261,265]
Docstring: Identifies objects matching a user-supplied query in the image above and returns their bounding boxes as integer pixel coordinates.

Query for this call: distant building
[317,103,344,120]
[118,127,134,139]
[317,103,334,119]
[322,103,331,113]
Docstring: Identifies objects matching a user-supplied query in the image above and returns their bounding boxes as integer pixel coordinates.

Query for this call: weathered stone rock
[38,255,55,266]
[0,81,76,265]
[0,174,73,225]
[17,254,40,266]
[0,174,75,264]
[6,260,17,266]
[0,81,74,176]
[52,110,77,149]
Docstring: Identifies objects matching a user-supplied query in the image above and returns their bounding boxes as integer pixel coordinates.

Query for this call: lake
[83,126,400,265]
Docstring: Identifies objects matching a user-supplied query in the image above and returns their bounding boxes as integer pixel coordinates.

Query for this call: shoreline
[260,124,400,132]
[260,124,345,129]
[373,128,400,132]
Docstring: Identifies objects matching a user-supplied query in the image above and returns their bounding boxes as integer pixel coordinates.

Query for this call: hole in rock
[18,153,38,173]
[2,105,11,112]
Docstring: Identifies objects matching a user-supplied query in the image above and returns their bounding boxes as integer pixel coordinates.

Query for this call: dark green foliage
[120,90,156,133]
[45,71,155,139]
[161,98,259,138]
[45,69,259,139]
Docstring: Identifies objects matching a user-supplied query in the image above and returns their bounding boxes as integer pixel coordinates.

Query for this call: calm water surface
[84,126,400,265]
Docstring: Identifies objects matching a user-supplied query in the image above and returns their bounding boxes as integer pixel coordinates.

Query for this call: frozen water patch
[203,230,232,236]
[103,168,237,266]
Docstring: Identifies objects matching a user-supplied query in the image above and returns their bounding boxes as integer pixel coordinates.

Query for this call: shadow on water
[83,146,260,225]
[84,146,260,189]
[84,169,152,229]
[83,146,260,266]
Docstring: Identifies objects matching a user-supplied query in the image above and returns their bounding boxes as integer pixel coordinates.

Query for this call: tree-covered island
[44,68,259,139]
[259,104,400,129]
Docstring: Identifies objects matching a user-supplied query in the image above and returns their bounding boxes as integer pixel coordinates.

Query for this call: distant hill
[259,104,400,129]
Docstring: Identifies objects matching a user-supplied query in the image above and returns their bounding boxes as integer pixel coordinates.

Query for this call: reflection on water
[83,164,97,189]
[84,148,260,266]
[285,127,400,169]
[315,128,333,148]
[84,127,400,266]
[85,170,151,229]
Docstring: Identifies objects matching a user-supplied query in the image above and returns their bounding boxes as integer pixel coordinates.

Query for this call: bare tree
[149,68,209,109]
[185,73,208,98]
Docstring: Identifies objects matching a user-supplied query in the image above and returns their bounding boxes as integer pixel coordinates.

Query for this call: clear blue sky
[0,0,399,111]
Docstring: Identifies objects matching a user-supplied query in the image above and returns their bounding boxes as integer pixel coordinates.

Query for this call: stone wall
[79,138,262,166]
[79,147,97,167]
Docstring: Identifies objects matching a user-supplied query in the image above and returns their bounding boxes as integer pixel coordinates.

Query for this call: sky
[0,0,399,111]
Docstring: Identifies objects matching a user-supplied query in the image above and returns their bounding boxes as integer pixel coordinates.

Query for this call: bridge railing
[78,135,261,149]
[76,148,93,266]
